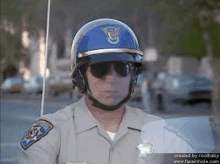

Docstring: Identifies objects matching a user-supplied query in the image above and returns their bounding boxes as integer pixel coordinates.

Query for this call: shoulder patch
[20,119,53,150]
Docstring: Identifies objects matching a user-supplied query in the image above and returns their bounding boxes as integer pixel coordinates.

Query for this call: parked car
[162,74,213,104]
[23,76,43,94]
[131,72,166,102]
[1,77,23,93]
[48,75,73,96]
[152,72,166,90]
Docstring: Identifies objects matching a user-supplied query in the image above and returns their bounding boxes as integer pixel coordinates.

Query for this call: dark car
[163,74,213,104]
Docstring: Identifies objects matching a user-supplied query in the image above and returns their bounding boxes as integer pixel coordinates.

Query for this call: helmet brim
[83,53,142,64]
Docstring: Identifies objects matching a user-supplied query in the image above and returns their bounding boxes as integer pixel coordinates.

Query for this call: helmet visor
[81,52,142,64]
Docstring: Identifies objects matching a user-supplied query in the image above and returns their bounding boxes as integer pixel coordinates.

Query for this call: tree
[197,0,220,119]
[0,24,28,82]
[1,0,48,82]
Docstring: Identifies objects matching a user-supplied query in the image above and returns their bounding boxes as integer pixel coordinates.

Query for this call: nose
[105,65,118,83]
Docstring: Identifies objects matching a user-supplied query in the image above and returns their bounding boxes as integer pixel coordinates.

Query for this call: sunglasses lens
[90,62,132,78]
[90,63,110,78]
[114,62,131,77]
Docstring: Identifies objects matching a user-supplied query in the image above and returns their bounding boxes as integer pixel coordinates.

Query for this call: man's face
[86,62,131,106]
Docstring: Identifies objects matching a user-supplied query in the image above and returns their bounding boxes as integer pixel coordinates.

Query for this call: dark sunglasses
[89,62,133,79]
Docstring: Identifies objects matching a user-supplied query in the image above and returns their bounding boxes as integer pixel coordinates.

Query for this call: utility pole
[141,0,159,114]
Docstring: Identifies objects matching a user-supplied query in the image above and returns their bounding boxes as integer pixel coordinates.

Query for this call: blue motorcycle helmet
[71,18,143,110]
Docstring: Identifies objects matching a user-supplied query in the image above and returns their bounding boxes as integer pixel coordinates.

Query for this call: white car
[24,76,43,94]
[1,77,23,93]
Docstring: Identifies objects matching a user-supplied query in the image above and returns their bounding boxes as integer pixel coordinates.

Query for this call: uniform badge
[136,142,156,159]
[20,119,53,150]
[102,27,120,44]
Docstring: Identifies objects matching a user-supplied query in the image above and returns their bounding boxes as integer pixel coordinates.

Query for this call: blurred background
[1,0,220,163]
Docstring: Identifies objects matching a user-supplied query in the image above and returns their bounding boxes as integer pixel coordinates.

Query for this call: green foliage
[175,19,206,57]
[1,0,46,33]
[1,0,42,81]
[1,0,23,26]
[0,30,29,79]
[155,0,220,57]
[208,23,220,57]
[2,64,18,80]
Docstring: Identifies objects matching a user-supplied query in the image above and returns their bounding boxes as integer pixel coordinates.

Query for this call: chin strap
[85,71,137,111]
[86,91,131,111]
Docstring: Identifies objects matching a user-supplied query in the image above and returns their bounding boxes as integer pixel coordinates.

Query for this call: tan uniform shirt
[18,97,194,164]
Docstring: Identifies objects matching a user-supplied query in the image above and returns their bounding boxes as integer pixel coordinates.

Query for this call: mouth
[103,91,121,95]
[103,91,119,93]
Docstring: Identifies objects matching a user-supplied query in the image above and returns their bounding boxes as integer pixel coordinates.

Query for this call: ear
[71,66,87,93]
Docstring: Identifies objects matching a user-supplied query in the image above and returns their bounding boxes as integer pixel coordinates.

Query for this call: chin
[99,97,123,106]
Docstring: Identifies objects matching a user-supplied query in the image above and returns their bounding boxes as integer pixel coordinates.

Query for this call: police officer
[19,18,195,164]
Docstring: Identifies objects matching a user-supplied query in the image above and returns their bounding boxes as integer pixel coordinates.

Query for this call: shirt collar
[74,97,144,134]
[74,96,98,134]
[121,105,144,131]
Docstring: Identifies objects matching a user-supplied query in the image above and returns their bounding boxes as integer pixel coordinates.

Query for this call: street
[0,94,217,164]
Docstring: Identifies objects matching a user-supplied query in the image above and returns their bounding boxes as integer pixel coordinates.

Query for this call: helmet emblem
[102,27,120,44]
